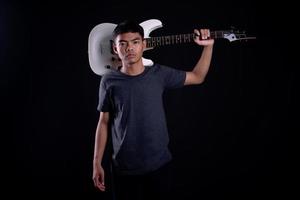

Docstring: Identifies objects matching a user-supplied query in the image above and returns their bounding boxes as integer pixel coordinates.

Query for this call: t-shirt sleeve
[97,76,111,112]
[160,65,186,89]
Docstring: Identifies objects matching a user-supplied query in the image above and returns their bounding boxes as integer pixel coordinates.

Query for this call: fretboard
[146,31,231,48]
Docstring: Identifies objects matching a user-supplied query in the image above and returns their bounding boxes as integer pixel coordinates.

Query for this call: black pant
[112,162,173,200]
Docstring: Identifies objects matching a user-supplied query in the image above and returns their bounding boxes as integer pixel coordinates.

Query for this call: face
[113,32,146,66]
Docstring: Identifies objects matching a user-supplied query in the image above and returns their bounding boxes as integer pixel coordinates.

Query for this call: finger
[97,183,106,191]
[94,178,106,191]
[203,29,209,39]
[200,29,206,40]
[205,29,209,39]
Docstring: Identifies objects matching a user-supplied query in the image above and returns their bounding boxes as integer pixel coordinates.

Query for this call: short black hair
[112,19,144,40]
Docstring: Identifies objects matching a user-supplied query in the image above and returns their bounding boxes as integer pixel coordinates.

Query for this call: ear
[112,43,118,54]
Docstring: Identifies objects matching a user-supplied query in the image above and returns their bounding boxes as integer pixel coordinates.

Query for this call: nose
[126,43,133,52]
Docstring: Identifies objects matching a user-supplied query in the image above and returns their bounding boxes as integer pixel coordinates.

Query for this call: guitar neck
[146,30,230,48]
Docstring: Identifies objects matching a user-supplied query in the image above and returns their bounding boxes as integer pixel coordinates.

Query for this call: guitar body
[88,19,163,76]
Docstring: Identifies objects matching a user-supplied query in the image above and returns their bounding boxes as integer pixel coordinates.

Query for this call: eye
[119,42,126,46]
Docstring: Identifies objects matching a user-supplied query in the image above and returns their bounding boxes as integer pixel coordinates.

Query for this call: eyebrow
[118,37,142,43]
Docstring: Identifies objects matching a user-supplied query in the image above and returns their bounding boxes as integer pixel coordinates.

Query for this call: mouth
[126,54,135,58]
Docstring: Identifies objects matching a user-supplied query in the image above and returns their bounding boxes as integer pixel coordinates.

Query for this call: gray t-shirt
[98,63,186,175]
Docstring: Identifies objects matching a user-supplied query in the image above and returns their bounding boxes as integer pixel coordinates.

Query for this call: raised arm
[92,111,110,191]
[185,29,214,85]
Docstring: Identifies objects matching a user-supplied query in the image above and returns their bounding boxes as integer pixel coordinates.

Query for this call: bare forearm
[192,45,213,83]
[185,45,213,85]
[93,120,108,166]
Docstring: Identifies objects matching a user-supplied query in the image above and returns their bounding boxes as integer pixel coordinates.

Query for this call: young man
[92,19,214,200]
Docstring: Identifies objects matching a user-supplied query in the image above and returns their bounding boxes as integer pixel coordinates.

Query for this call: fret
[184,34,191,43]
[151,37,156,47]
[156,37,161,46]
[165,36,171,45]
[217,31,223,39]
[176,35,180,43]
[146,38,151,48]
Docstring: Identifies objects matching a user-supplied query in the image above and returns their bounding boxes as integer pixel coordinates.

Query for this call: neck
[145,31,235,48]
[120,63,145,76]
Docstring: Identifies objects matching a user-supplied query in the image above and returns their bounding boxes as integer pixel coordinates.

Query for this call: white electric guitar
[88,19,255,76]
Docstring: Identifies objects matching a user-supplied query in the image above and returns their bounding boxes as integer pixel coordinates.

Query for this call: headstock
[222,28,256,42]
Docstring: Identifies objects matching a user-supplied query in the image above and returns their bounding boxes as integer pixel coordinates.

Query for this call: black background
[1,1,295,199]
